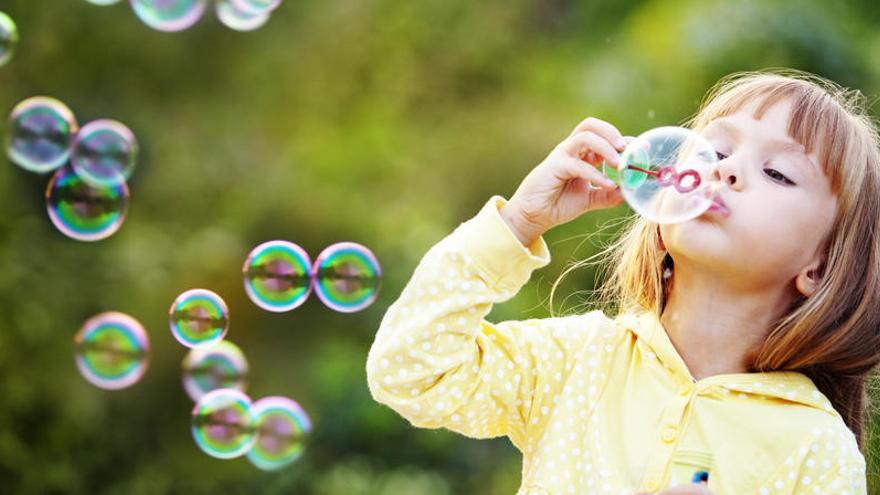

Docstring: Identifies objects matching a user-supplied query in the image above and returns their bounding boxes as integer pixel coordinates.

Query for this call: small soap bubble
[229,0,281,15]
[0,11,18,67]
[216,0,270,31]
[46,167,129,241]
[243,240,311,312]
[247,396,312,471]
[602,126,719,224]
[7,96,78,173]
[71,119,138,187]
[182,340,248,401]
[75,312,149,390]
[312,242,381,313]
[191,388,255,459]
[169,289,230,348]
[130,0,207,32]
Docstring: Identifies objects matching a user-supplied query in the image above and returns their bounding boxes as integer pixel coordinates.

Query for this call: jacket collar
[616,310,834,412]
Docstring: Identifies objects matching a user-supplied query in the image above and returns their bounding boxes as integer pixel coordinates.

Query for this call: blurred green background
[1,0,879,493]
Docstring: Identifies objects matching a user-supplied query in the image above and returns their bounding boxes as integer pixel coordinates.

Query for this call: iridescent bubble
[312,242,381,313]
[71,119,138,187]
[602,126,720,224]
[75,312,149,390]
[7,97,78,173]
[229,0,281,15]
[45,167,129,241]
[243,240,311,312]
[191,388,255,459]
[216,0,270,32]
[247,396,312,471]
[130,0,207,32]
[182,340,248,402]
[0,11,18,67]
[169,289,230,348]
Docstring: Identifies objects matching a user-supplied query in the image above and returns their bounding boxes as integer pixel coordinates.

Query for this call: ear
[795,259,824,298]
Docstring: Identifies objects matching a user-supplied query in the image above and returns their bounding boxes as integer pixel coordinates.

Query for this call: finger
[567,116,627,150]
[562,131,622,169]
[559,155,617,189]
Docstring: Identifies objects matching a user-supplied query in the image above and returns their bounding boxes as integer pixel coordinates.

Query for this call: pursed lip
[707,195,731,216]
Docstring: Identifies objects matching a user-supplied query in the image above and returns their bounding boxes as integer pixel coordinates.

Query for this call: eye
[715,151,728,161]
[763,168,795,185]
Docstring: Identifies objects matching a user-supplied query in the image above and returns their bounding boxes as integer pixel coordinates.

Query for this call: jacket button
[661,426,677,443]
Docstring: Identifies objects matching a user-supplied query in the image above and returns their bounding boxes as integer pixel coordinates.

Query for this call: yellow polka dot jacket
[366,197,867,495]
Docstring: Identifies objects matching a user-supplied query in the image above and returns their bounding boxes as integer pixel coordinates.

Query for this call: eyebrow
[703,120,818,176]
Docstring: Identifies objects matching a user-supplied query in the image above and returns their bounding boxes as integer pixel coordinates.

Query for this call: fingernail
[615,137,627,149]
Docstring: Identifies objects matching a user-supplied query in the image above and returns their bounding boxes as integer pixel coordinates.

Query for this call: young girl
[366,70,880,494]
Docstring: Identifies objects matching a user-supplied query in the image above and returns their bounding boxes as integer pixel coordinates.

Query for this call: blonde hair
[552,69,880,449]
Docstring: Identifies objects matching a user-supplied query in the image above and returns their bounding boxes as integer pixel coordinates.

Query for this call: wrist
[499,201,544,247]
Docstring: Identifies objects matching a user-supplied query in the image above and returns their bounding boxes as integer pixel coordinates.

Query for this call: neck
[659,263,795,381]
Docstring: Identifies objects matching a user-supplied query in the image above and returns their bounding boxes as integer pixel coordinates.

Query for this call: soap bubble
[216,0,270,31]
[182,340,248,401]
[312,242,381,313]
[229,0,281,15]
[247,396,312,471]
[243,240,311,312]
[169,289,230,348]
[7,96,78,173]
[75,312,149,390]
[45,167,129,241]
[0,11,18,67]
[130,0,207,32]
[71,119,138,187]
[191,388,255,459]
[603,126,720,224]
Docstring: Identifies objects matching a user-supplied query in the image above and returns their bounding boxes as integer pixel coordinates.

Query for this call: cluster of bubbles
[6,96,139,241]
[244,241,382,313]
[0,11,17,67]
[176,320,311,469]
[192,389,312,470]
[86,0,283,33]
[601,126,721,224]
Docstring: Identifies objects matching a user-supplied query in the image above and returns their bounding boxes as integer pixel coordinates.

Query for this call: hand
[635,483,715,495]
[499,117,627,246]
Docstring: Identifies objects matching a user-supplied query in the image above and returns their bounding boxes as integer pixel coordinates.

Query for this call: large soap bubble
[71,119,138,187]
[191,388,256,459]
[75,312,149,390]
[182,340,248,401]
[45,167,129,241]
[0,11,18,67]
[247,396,312,471]
[312,242,381,313]
[7,97,78,173]
[603,126,721,224]
[243,240,312,312]
[216,0,270,31]
[130,0,207,32]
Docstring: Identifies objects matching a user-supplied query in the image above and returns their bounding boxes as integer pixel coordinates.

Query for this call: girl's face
[660,98,838,294]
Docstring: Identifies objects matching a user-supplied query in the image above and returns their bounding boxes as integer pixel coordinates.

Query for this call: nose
[712,156,741,190]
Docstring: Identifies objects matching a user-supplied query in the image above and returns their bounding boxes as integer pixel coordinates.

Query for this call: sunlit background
[1,0,879,493]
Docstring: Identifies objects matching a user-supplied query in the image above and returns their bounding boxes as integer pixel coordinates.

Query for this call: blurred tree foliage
[0,0,878,493]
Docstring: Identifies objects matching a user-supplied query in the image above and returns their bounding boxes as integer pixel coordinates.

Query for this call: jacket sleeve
[366,196,614,451]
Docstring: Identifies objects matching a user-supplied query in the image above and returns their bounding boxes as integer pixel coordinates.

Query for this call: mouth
[707,196,730,216]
